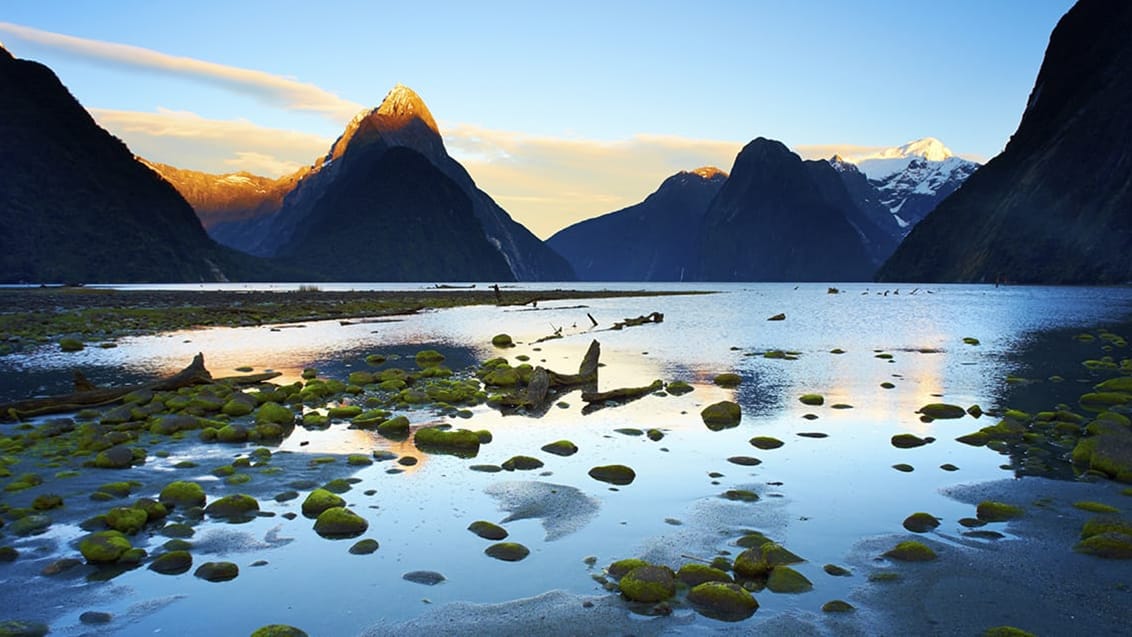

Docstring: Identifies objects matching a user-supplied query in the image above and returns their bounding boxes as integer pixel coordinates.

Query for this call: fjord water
[3,283,1131,635]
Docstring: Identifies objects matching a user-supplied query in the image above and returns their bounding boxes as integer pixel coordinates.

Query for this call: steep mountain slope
[0,46,260,283]
[277,146,513,281]
[209,85,574,281]
[802,159,900,265]
[546,167,726,280]
[878,0,1132,283]
[697,138,878,281]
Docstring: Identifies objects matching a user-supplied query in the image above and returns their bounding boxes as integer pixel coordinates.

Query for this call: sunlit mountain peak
[690,166,728,180]
[374,83,439,135]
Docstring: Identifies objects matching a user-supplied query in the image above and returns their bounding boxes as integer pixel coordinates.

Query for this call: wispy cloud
[0,22,363,122]
[91,108,332,177]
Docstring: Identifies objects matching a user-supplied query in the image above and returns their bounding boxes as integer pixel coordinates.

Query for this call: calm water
[2,283,1131,635]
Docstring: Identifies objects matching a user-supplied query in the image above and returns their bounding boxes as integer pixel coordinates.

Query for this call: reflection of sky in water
[5,283,1132,634]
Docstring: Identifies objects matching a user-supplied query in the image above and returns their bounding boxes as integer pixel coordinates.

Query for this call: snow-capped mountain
[829,137,980,234]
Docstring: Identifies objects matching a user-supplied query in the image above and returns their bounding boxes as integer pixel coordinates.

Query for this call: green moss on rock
[106,507,148,534]
[349,539,380,555]
[918,403,967,420]
[976,501,1024,522]
[665,380,694,395]
[149,550,192,575]
[313,507,368,539]
[902,512,941,533]
[194,561,239,582]
[701,401,742,430]
[687,581,758,621]
[884,540,938,561]
[301,489,346,517]
[677,563,733,586]
[766,565,813,593]
[158,481,206,509]
[204,494,259,520]
[79,530,132,563]
[468,520,508,540]
[501,455,543,471]
[250,625,309,637]
[713,373,742,388]
[608,558,649,578]
[414,427,481,456]
[491,334,514,348]
[822,600,855,613]
[749,436,784,450]
[619,565,675,602]
[484,542,530,561]
[376,416,410,440]
[588,464,636,486]
[540,440,578,456]
[255,402,294,426]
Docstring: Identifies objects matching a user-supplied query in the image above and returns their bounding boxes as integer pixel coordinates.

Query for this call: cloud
[0,22,363,122]
[90,108,332,177]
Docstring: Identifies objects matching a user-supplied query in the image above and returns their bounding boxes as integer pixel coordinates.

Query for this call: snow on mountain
[829,138,980,234]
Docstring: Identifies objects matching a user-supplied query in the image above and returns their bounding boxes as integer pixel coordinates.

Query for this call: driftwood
[522,340,601,408]
[581,379,663,404]
[1,353,276,421]
[610,312,664,330]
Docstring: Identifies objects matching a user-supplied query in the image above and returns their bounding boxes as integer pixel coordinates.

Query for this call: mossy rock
[676,563,733,587]
[377,416,410,440]
[302,412,329,429]
[415,350,446,367]
[221,394,257,417]
[346,454,373,466]
[194,561,239,582]
[31,494,63,511]
[149,550,192,575]
[491,334,514,348]
[347,371,376,386]
[216,424,248,443]
[619,565,675,602]
[204,494,260,520]
[484,542,530,562]
[9,514,51,536]
[414,428,480,456]
[982,627,1036,637]
[701,401,742,430]
[891,433,933,449]
[799,394,824,406]
[540,440,578,456]
[327,405,363,419]
[976,501,1023,522]
[313,507,368,538]
[588,464,636,486]
[749,436,783,450]
[918,403,967,420]
[736,532,773,548]
[0,546,18,562]
[713,373,742,388]
[79,530,132,563]
[468,520,508,540]
[884,540,937,561]
[665,380,694,395]
[822,600,855,613]
[0,620,49,637]
[1074,532,1132,559]
[160,523,195,538]
[59,337,85,352]
[255,402,294,426]
[722,489,759,502]
[106,507,148,534]
[97,481,135,498]
[501,455,543,471]
[766,565,813,593]
[250,626,309,637]
[902,512,941,533]
[301,489,345,518]
[823,563,851,576]
[348,539,380,555]
[94,445,136,469]
[759,543,804,566]
[608,558,650,578]
[1073,501,1119,514]
[687,581,757,621]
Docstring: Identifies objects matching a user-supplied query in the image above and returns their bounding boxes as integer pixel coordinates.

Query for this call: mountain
[180,85,574,281]
[0,46,263,283]
[697,138,879,281]
[546,167,726,280]
[141,160,308,251]
[831,138,980,234]
[878,0,1132,284]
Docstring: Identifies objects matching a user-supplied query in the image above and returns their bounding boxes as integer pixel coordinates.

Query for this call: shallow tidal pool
[1,282,1131,635]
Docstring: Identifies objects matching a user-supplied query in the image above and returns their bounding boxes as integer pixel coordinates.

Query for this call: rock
[982,627,1036,637]
[917,403,967,419]
[204,494,260,520]
[250,626,309,637]
[313,507,368,538]
[79,611,112,625]
[766,566,813,593]
[377,416,410,440]
[588,464,636,486]
[767,313,786,321]
[491,334,514,348]
[722,489,759,502]
[414,427,480,456]
[976,501,1024,522]
[468,520,508,540]
[1074,531,1132,559]
[94,445,135,469]
[484,542,530,561]
[823,563,851,576]
[149,550,192,575]
[822,600,855,613]
[349,539,380,555]
[701,401,742,429]
[687,581,758,621]
[9,514,51,536]
[134,498,168,522]
[159,480,206,509]
[891,433,933,448]
[501,456,544,471]
[79,530,132,563]
[799,394,824,406]
[403,570,446,585]
[619,565,676,602]
[540,440,578,456]
[676,563,732,586]
[884,540,938,561]
[902,512,941,533]
[0,546,17,562]
[713,373,742,387]
[727,456,762,466]
[0,620,49,636]
[194,561,239,582]
[665,380,694,395]
[749,436,784,450]
[106,507,148,534]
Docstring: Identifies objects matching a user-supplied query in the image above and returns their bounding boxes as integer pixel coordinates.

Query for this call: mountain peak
[867,137,954,162]
[374,83,439,135]
[690,166,727,180]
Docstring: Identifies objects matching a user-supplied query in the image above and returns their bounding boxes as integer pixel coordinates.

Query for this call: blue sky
[0,0,1076,237]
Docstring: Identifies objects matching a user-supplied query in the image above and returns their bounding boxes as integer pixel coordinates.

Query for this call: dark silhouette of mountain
[801,159,899,265]
[697,138,877,281]
[276,146,513,281]
[828,155,906,241]
[192,85,574,281]
[0,46,265,283]
[546,167,726,280]
[878,0,1132,283]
